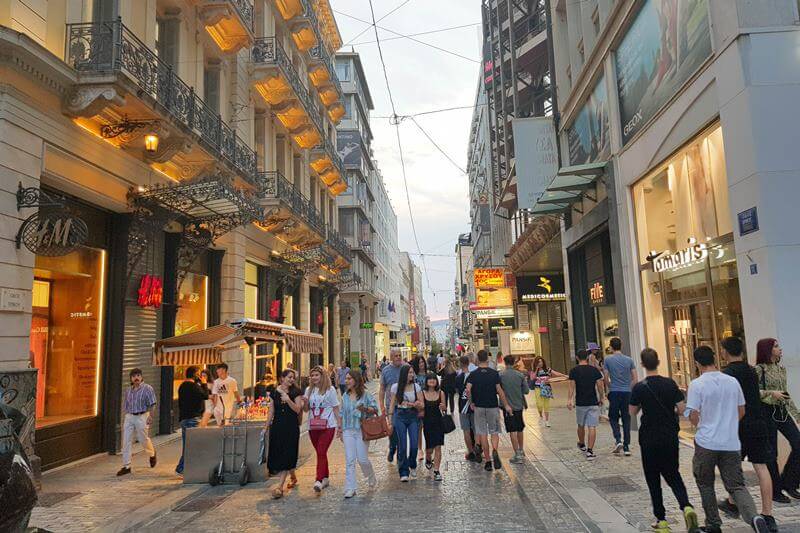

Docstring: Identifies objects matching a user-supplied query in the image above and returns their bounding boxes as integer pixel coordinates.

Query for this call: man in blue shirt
[379,349,403,462]
[604,337,637,456]
[118,368,157,476]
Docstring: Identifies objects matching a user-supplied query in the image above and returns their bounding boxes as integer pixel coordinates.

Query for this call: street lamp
[144,133,160,153]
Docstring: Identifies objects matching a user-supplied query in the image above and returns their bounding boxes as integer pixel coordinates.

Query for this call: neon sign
[137,274,163,308]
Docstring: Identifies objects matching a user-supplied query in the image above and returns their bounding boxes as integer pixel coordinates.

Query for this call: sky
[330,0,482,321]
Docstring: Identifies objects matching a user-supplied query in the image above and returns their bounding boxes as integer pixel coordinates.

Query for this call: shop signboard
[137,274,164,308]
[509,330,537,355]
[517,304,530,331]
[517,274,566,302]
[474,268,506,289]
[360,322,374,329]
[567,75,611,165]
[18,212,88,257]
[337,130,363,168]
[475,307,514,319]
[489,317,515,331]
[615,0,712,145]
[648,237,724,273]
[470,288,514,310]
[738,207,759,236]
[588,281,607,306]
[512,117,559,209]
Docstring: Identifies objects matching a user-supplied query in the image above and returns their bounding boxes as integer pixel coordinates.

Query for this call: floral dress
[533,369,554,399]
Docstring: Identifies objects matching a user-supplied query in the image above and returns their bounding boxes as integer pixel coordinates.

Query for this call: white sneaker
[368,474,377,488]
[321,477,330,489]
[400,475,409,482]
[344,489,356,498]
[409,468,417,479]
[545,421,551,428]
[313,480,322,492]
[612,442,623,455]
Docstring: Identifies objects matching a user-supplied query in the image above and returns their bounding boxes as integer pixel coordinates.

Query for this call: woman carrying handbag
[304,366,341,493]
[338,369,377,498]
[422,372,446,481]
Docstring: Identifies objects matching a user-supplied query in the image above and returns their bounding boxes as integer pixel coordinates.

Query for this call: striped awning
[283,328,323,355]
[152,324,236,366]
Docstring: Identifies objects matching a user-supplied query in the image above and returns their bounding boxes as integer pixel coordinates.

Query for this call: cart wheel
[238,465,250,486]
[209,465,221,486]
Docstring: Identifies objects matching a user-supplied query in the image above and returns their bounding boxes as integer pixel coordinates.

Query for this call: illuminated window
[173,272,208,398]
[245,261,258,319]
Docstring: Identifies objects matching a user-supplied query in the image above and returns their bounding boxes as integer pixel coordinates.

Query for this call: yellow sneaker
[683,506,700,532]
[652,520,670,531]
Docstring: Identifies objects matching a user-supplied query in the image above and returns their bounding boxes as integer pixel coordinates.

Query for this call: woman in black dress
[422,372,446,481]
[267,369,305,499]
[438,359,457,414]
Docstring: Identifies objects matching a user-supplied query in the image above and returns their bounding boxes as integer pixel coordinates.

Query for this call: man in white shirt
[212,363,241,426]
[685,346,768,533]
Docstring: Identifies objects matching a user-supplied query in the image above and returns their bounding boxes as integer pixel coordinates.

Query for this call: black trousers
[442,389,456,414]
[766,406,800,494]
[640,438,691,521]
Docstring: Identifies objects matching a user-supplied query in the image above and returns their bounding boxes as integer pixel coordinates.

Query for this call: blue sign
[738,207,759,236]
[750,263,758,275]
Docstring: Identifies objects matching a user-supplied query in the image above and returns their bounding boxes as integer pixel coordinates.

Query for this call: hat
[586,342,600,351]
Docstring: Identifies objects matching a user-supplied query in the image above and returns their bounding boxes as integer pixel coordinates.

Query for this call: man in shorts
[500,355,530,463]
[719,337,778,532]
[466,350,513,472]
[455,355,479,461]
[568,349,604,460]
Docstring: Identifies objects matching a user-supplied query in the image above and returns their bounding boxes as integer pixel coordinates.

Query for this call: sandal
[271,487,284,499]
[287,476,298,489]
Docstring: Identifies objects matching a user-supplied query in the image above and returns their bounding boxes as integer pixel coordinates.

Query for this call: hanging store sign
[17,212,88,257]
[516,275,566,302]
[648,238,724,273]
[474,268,506,289]
[360,322,374,329]
[137,275,164,308]
[509,330,537,355]
[470,288,514,310]
[475,307,514,319]
[589,281,607,306]
[489,318,515,332]
[513,117,559,209]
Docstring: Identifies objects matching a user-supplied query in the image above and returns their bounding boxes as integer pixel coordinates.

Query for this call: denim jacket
[341,391,379,430]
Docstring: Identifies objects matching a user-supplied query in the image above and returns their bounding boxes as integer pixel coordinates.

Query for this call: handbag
[442,413,456,434]
[309,391,328,431]
[361,413,390,441]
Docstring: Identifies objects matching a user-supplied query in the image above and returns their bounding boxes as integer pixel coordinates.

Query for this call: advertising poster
[336,130,363,168]
[470,288,514,310]
[516,274,566,302]
[566,76,610,165]
[512,117,559,209]
[473,268,506,289]
[615,0,712,145]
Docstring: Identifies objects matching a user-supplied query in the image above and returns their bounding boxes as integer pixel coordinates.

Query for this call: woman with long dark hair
[267,369,304,499]
[304,365,341,493]
[438,358,458,414]
[422,372,446,481]
[530,356,566,428]
[388,364,423,482]
[412,356,428,459]
[339,369,378,498]
[756,338,800,502]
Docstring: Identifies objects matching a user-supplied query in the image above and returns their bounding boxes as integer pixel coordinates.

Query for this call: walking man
[455,354,479,461]
[337,359,350,395]
[176,366,208,474]
[686,346,769,533]
[718,337,779,532]
[380,349,403,462]
[568,349,604,460]
[117,368,157,476]
[500,354,530,463]
[466,349,513,472]
[604,337,637,456]
[212,363,241,426]
[629,349,699,532]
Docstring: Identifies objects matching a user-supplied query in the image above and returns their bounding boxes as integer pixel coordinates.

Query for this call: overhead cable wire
[335,8,479,63]
[350,22,481,46]
[373,103,488,120]
[366,0,437,312]
[409,117,468,175]
[342,0,412,46]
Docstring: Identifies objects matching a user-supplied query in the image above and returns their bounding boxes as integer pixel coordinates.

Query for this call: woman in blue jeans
[388,364,423,482]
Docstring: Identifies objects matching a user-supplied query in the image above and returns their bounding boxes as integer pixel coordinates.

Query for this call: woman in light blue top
[338,369,377,498]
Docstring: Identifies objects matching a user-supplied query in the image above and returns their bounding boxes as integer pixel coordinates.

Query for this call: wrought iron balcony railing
[257,170,325,236]
[323,134,345,177]
[326,226,352,263]
[228,0,255,33]
[309,42,343,104]
[65,20,257,182]
[251,37,323,136]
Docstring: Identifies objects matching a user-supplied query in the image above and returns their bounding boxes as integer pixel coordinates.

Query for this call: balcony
[256,170,325,248]
[272,0,318,52]
[310,135,345,194]
[63,20,256,185]
[325,227,352,269]
[308,44,344,122]
[196,0,255,53]
[252,37,322,150]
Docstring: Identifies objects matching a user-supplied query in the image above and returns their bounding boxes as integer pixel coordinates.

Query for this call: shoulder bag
[440,390,456,433]
[308,390,328,431]
[360,395,390,441]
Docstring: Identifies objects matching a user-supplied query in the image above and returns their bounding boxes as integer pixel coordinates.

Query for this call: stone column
[217,228,246,384]
[299,277,310,375]
[333,294,341,364]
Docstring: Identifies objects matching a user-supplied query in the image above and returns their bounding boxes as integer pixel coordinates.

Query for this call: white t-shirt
[390,382,422,407]
[305,386,339,428]
[686,371,745,451]
[212,376,239,418]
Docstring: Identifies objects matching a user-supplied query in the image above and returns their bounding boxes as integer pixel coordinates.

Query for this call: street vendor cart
[152,318,324,484]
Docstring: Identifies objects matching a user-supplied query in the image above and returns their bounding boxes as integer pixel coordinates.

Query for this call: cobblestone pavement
[28,382,800,532]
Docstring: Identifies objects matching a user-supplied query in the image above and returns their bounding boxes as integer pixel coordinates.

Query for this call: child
[530,356,566,427]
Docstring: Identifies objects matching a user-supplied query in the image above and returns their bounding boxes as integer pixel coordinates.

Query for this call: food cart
[152,318,324,484]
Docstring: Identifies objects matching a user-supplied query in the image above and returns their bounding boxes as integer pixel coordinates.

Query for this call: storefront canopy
[152,319,322,365]
[530,161,607,215]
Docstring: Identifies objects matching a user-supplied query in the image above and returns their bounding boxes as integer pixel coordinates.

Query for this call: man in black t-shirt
[629,348,698,532]
[466,350,513,472]
[567,350,604,459]
[720,336,779,529]
[455,355,479,462]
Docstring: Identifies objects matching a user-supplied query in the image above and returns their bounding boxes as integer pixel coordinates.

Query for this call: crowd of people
[116,335,800,533]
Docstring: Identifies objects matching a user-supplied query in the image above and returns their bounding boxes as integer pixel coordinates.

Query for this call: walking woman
[412,356,428,458]
[388,364,423,481]
[530,356,566,428]
[756,338,800,501]
[339,369,378,498]
[438,358,458,414]
[304,365,341,492]
[267,369,304,499]
[422,372,446,481]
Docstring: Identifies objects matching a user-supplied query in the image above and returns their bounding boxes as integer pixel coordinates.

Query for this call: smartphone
[783,391,791,398]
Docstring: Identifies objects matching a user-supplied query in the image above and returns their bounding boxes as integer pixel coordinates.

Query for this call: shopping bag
[361,414,390,441]
[441,413,456,434]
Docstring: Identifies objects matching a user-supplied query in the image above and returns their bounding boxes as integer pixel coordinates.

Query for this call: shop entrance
[664,302,715,391]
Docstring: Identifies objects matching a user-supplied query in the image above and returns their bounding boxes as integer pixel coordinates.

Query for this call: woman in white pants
[338,369,377,498]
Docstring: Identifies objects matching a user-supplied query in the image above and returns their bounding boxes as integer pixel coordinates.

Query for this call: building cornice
[0,27,77,97]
